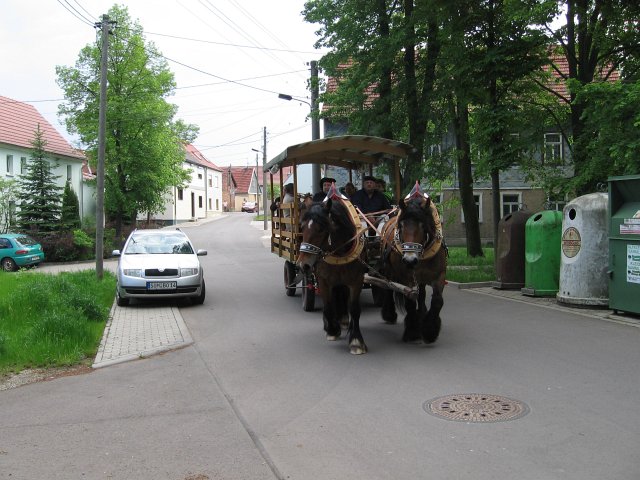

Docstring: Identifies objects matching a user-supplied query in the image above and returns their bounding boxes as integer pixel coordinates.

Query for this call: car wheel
[192,280,206,305]
[116,289,129,307]
[284,261,297,297]
[1,257,17,272]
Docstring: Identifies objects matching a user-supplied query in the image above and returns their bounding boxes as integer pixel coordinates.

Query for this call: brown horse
[379,185,447,344]
[297,193,368,354]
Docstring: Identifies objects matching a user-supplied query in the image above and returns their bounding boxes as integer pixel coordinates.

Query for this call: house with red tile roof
[0,95,88,228]
[149,143,224,225]
[229,166,260,212]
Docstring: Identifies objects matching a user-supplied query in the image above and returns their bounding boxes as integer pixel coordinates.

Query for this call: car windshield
[15,236,38,247]
[124,234,194,255]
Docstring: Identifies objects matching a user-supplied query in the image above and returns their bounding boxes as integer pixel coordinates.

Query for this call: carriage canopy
[263,135,415,174]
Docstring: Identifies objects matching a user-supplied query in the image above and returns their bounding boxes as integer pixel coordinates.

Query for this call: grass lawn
[0,269,116,375]
[446,246,496,283]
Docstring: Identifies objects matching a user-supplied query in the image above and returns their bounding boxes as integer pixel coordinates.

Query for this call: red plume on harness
[405,180,429,201]
[324,182,347,202]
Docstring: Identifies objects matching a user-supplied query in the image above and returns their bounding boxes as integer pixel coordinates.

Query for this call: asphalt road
[1,213,639,480]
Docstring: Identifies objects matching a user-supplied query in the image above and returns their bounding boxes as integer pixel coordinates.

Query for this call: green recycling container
[521,210,563,297]
[608,175,640,315]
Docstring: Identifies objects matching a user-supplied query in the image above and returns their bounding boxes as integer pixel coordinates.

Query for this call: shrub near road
[0,270,116,375]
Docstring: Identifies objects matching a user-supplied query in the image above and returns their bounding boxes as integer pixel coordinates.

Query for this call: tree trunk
[452,97,483,257]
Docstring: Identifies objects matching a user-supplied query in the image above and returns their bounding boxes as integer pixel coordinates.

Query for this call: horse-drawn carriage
[263,135,447,354]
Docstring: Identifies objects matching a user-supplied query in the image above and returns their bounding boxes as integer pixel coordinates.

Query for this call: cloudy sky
[1,0,326,167]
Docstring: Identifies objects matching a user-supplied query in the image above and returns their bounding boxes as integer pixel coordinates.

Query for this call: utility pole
[262,126,267,231]
[95,14,112,280]
[310,60,320,192]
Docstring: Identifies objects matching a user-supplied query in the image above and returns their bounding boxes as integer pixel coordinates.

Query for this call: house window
[430,193,442,204]
[208,176,212,187]
[6,155,14,175]
[177,188,183,201]
[501,193,521,217]
[546,194,568,212]
[544,133,563,165]
[461,194,482,223]
[67,165,72,182]
[208,198,212,209]
[20,157,27,174]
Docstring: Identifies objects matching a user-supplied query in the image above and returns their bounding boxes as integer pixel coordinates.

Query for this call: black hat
[319,177,336,188]
[284,183,294,193]
[363,175,376,183]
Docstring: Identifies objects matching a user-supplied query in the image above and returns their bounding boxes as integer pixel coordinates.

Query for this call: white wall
[0,144,85,227]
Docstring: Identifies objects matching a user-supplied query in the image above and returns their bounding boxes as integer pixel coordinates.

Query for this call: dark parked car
[0,233,45,272]
[112,229,207,306]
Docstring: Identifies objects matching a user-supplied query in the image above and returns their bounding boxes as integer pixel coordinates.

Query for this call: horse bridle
[394,227,431,256]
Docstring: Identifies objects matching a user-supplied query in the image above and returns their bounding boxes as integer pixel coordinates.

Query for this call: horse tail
[393,291,406,315]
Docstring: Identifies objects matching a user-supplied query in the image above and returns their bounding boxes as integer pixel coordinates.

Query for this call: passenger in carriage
[312,176,336,202]
[343,182,356,199]
[351,175,391,214]
[270,183,295,230]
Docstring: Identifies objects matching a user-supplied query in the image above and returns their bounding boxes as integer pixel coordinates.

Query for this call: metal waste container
[557,192,609,306]
[493,209,532,289]
[522,210,563,297]
[608,175,640,315]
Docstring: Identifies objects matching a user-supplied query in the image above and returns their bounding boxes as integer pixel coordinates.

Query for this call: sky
[1,0,327,168]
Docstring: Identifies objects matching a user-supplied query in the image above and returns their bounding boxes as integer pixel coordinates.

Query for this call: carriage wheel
[371,285,384,307]
[302,272,316,311]
[284,261,297,297]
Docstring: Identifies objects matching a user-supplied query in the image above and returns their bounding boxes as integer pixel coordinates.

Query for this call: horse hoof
[349,340,368,355]
[326,334,340,341]
[402,331,422,344]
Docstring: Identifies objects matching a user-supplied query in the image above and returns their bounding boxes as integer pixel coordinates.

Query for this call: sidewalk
[34,214,227,369]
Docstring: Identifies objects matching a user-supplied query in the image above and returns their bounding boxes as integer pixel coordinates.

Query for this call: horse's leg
[347,283,367,355]
[422,278,444,344]
[402,296,422,343]
[381,289,397,324]
[319,279,341,340]
[335,285,350,329]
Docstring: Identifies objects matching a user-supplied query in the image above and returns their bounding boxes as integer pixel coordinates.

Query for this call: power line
[145,31,318,55]
[55,0,94,27]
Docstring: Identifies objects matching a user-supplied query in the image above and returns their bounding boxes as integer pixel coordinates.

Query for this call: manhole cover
[424,394,529,423]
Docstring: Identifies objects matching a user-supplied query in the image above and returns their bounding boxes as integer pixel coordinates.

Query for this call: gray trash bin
[557,192,609,306]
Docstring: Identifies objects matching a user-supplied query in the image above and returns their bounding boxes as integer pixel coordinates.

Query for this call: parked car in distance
[242,201,258,213]
[0,233,45,272]
[112,228,207,306]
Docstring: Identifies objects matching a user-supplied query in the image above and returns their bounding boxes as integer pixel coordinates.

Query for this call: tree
[61,181,81,230]
[56,5,196,243]
[0,178,18,233]
[575,80,640,179]
[542,0,640,195]
[16,125,62,235]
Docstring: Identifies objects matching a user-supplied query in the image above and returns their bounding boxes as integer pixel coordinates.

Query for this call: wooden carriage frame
[263,135,415,310]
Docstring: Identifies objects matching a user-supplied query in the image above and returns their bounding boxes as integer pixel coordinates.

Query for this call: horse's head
[297,199,334,271]
[396,194,436,267]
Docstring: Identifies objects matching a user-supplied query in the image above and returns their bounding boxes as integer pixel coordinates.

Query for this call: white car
[112,229,207,306]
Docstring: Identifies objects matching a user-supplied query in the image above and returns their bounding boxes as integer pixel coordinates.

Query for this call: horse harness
[299,199,367,266]
[381,201,444,261]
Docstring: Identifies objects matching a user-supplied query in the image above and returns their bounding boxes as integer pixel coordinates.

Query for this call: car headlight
[123,269,143,277]
[180,267,199,277]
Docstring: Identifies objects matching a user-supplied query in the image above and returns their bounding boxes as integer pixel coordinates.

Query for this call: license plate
[147,281,177,290]
[31,255,40,261]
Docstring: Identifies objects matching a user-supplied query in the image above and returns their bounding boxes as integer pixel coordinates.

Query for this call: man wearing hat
[351,175,391,214]
[312,176,336,202]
